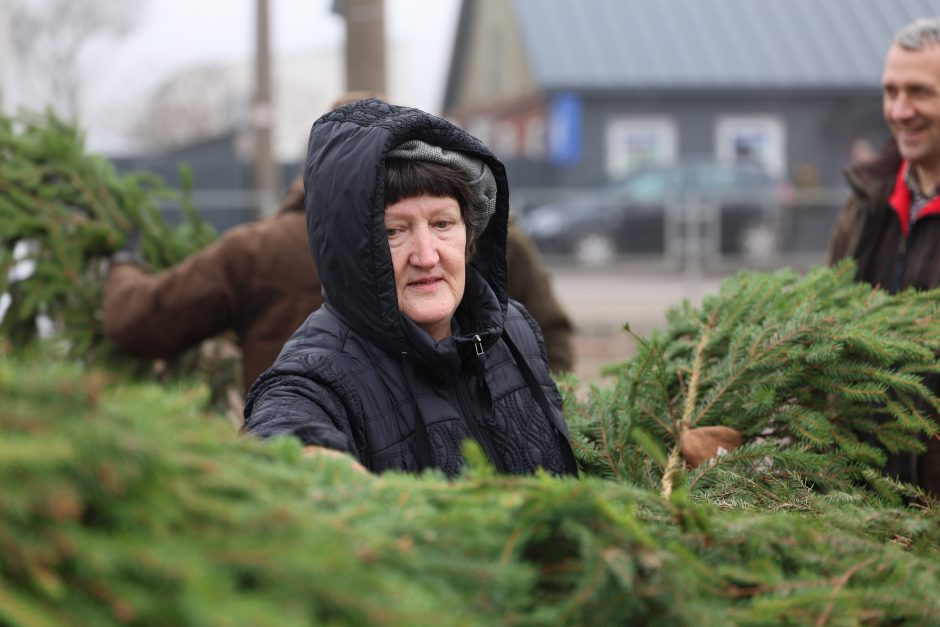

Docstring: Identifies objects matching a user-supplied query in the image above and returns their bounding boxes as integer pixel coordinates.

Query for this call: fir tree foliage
[1,348,939,625]
[565,261,940,503]
[2,110,940,624]
[0,110,216,362]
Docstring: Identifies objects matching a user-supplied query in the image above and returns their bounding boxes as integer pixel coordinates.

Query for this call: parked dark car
[519,159,791,265]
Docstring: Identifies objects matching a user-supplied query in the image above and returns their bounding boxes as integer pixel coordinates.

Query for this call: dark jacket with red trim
[243,99,577,478]
[828,138,940,496]
[829,139,940,292]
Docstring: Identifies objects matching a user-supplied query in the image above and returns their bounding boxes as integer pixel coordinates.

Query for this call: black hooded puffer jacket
[243,99,577,478]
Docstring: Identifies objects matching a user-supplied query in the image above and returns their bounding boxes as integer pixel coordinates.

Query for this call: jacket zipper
[455,335,503,471]
[473,334,484,357]
[892,234,908,294]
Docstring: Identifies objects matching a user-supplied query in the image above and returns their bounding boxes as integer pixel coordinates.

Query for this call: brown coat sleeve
[102,235,240,360]
[506,223,575,373]
[827,193,865,266]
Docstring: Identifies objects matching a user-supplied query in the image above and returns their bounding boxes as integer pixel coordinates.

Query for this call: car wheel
[573,233,616,267]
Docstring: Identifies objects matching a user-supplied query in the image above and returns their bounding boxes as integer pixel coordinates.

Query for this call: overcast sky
[5,0,461,152]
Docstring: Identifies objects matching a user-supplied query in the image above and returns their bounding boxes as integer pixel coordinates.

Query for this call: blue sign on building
[548,92,582,165]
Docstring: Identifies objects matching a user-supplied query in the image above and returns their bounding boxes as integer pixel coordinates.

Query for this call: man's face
[882,43,940,170]
[385,194,467,341]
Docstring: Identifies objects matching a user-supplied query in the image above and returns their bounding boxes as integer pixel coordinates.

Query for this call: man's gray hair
[894,17,940,50]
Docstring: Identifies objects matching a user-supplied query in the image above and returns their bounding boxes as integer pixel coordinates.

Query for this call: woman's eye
[386,227,403,237]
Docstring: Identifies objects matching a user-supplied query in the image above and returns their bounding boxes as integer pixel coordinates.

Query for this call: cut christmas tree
[1,346,939,626]
[565,261,940,505]
[2,111,939,625]
[0,110,215,364]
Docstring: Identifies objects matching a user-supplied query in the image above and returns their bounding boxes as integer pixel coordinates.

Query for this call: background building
[442,0,937,191]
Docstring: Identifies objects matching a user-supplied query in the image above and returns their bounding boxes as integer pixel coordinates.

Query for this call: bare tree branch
[9,0,142,119]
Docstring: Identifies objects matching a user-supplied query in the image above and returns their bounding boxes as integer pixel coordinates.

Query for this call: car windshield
[608,168,683,202]
[605,161,774,202]
[692,163,771,191]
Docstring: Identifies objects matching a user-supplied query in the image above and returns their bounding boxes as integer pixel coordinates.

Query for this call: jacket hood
[303,98,510,374]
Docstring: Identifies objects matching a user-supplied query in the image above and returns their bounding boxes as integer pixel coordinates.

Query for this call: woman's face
[385,194,467,341]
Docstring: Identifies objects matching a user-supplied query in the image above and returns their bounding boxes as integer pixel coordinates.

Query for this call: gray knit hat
[387,139,497,231]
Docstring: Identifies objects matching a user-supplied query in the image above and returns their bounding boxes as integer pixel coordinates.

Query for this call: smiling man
[829,17,940,496]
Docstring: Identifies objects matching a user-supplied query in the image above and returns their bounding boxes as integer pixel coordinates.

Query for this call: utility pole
[0,0,9,112]
[340,0,386,94]
[253,0,279,217]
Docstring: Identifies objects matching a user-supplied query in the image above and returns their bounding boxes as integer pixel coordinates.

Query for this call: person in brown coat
[828,17,940,496]
[103,178,319,393]
[103,177,574,393]
[505,215,574,373]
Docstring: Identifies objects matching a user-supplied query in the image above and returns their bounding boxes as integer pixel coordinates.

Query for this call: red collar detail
[889,161,940,236]
[888,162,910,235]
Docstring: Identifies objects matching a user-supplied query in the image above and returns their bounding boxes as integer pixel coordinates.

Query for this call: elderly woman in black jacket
[244,99,577,478]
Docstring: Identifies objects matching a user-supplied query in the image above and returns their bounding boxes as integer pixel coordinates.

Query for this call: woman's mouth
[409,277,442,288]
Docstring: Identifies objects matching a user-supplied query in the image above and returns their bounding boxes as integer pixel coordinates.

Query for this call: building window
[605,116,677,180]
[715,115,786,177]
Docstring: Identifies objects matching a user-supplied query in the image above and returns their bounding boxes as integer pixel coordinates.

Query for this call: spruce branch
[0,109,216,374]
[662,317,715,499]
[569,262,940,503]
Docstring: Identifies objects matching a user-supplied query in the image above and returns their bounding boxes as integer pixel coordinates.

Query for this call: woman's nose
[409,227,440,267]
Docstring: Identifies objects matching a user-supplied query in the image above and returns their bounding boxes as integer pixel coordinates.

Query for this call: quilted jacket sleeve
[243,360,360,458]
